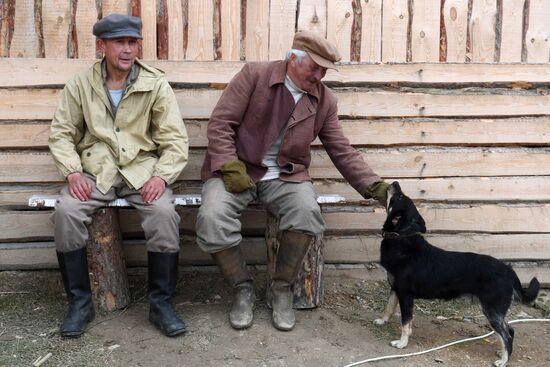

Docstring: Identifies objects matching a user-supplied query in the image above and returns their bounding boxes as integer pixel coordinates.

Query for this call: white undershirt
[109,89,124,107]
[260,75,306,181]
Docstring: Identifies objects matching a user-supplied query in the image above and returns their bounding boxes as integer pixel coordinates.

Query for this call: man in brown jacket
[196,31,389,331]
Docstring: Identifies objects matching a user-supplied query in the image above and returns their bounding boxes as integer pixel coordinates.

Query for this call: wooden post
[265,212,324,309]
[86,208,130,313]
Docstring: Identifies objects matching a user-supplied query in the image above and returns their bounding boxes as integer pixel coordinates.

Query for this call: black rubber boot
[57,248,95,337]
[212,246,256,329]
[271,231,313,331]
[148,251,187,337]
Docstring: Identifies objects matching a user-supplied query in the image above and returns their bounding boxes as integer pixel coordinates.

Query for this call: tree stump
[86,208,130,313]
[265,212,324,309]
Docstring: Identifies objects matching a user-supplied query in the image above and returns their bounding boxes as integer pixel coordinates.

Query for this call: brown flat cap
[93,14,143,39]
[291,31,341,70]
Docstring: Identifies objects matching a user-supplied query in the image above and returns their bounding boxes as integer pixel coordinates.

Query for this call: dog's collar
[382,231,422,239]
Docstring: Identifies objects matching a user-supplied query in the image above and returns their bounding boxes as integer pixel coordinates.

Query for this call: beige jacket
[49,59,188,194]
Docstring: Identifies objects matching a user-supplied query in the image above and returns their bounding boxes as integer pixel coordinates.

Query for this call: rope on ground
[341,318,550,367]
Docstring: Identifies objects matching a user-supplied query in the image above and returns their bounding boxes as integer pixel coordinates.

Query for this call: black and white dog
[374,182,539,367]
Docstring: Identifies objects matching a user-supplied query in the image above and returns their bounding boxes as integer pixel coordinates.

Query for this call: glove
[221,160,256,193]
[363,181,390,207]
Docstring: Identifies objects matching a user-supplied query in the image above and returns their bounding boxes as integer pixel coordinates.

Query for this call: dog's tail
[514,275,540,304]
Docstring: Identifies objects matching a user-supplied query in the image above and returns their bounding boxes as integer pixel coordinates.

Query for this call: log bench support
[29,194,344,313]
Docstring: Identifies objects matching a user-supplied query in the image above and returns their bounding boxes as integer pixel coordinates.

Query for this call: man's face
[287,53,327,92]
[97,37,139,73]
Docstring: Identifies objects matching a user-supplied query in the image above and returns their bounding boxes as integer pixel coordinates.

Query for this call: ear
[96,38,106,53]
[403,199,426,234]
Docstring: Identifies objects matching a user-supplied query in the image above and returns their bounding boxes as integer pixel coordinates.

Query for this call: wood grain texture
[525,0,550,62]
[296,0,327,37]
[102,0,130,16]
[5,87,550,120]
[268,0,297,61]
[360,0,382,62]
[3,175,550,208]
[6,116,550,149]
[381,0,409,62]
[6,59,550,86]
[500,0,525,62]
[2,240,548,285]
[9,0,38,57]
[244,0,269,61]
[4,148,550,183]
[469,0,497,62]
[186,0,214,60]
[140,0,157,60]
[326,0,353,62]
[5,203,550,239]
[442,0,469,62]
[411,0,440,62]
[220,0,241,60]
[41,0,71,58]
[74,0,98,59]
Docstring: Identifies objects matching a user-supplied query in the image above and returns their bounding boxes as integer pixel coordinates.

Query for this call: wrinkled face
[287,53,327,92]
[97,37,139,73]
[383,182,426,235]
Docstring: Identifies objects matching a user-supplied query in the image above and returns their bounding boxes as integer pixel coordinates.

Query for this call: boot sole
[60,311,95,338]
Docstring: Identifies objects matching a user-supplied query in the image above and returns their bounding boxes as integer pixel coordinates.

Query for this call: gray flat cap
[93,14,143,39]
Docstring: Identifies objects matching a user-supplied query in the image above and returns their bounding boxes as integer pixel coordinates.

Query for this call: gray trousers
[52,173,181,253]
[196,178,325,253]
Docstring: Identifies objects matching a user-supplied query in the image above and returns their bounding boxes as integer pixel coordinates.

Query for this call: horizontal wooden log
[5,203,550,241]
[3,176,550,208]
[1,240,548,285]
[4,117,550,149]
[322,263,550,287]
[3,88,550,121]
[1,176,549,209]
[4,148,550,183]
[3,59,550,87]
[2,233,548,265]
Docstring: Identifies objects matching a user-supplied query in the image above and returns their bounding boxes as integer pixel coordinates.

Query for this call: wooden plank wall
[0,0,549,285]
[1,0,549,62]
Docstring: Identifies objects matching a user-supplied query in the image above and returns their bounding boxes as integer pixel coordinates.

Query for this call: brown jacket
[201,60,380,194]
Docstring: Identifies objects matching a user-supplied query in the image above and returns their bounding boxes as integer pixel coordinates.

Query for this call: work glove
[221,160,256,193]
[362,181,390,207]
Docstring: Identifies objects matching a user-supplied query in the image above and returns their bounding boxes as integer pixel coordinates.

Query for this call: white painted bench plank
[28,194,346,208]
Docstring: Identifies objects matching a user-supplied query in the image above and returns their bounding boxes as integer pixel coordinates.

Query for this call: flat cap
[93,13,143,39]
[291,31,341,70]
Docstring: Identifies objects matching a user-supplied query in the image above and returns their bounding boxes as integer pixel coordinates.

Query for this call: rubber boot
[57,248,95,337]
[271,231,313,331]
[148,251,187,337]
[212,246,255,329]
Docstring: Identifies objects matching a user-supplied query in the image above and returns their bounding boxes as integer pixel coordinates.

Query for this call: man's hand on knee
[141,176,166,204]
[221,160,256,193]
[67,172,93,201]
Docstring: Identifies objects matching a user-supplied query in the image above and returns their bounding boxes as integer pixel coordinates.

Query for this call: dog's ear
[402,199,426,234]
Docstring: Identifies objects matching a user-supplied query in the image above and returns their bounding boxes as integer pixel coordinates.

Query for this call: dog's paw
[390,339,408,349]
[493,360,507,367]
[373,318,387,325]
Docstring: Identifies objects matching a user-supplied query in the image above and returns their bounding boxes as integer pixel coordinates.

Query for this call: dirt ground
[0,269,549,367]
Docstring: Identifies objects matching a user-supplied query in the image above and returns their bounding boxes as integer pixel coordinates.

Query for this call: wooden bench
[29,193,345,312]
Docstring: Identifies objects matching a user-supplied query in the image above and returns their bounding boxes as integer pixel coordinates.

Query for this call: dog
[374,182,540,367]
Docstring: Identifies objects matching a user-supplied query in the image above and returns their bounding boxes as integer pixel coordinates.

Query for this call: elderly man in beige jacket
[48,14,188,338]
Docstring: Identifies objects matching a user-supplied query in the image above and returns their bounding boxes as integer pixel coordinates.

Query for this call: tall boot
[271,231,313,331]
[211,246,255,329]
[57,248,95,337]
[148,252,187,337]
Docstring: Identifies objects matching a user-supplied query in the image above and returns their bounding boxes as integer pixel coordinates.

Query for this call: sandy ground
[0,269,549,367]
